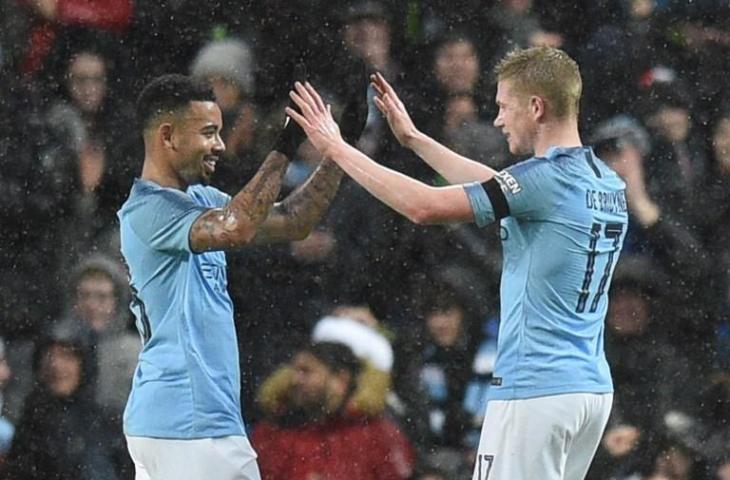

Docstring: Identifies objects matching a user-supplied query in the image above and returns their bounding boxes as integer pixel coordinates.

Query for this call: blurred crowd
[0,0,729,479]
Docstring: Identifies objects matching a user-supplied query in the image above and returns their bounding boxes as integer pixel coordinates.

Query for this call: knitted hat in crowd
[590,114,652,157]
[190,38,255,96]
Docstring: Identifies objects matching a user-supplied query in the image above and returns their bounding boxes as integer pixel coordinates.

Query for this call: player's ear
[530,95,545,121]
[159,123,175,150]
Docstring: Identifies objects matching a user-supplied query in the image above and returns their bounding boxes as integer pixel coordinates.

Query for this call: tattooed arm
[189,151,289,252]
[252,158,344,244]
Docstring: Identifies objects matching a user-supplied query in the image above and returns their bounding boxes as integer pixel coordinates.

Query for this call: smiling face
[169,101,225,186]
[494,79,538,155]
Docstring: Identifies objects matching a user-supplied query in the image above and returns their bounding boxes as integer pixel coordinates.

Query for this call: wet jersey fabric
[118,178,245,438]
[463,146,628,401]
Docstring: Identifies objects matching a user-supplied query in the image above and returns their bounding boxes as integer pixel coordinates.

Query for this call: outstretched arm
[371,72,497,184]
[189,151,290,252]
[252,158,344,243]
[253,61,370,243]
[286,82,475,225]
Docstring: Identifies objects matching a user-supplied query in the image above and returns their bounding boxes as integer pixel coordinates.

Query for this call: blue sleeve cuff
[463,182,495,228]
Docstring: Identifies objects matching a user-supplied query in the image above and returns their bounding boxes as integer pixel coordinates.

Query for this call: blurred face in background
[607,288,651,337]
[205,75,243,113]
[75,272,117,333]
[648,105,690,143]
[291,351,350,417]
[344,17,391,70]
[503,0,533,14]
[434,39,479,95]
[426,307,464,347]
[40,344,82,398]
[712,117,730,174]
[654,446,693,480]
[67,52,107,114]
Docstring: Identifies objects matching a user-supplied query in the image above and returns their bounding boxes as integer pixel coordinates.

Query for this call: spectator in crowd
[0,74,78,335]
[14,0,133,77]
[392,281,480,477]
[53,255,139,416]
[190,37,260,194]
[252,341,415,480]
[587,422,650,480]
[4,334,127,480]
[424,33,505,169]
[639,79,708,221]
[342,1,402,158]
[603,256,697,428]
[46,47,138,263]
[595,114,719,361]
[647,438,709,480]
[653,2,730,122]
[484,0,564,70]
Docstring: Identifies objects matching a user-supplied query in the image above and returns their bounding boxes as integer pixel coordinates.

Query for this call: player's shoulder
[187,184,230,208]
[545,146,625,190]
[500,153,562,190]
[505,154,553,176]
[135,178,190,202]
[119,179,192,217]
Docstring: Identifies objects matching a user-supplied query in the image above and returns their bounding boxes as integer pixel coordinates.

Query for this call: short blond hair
[494,46,582,119]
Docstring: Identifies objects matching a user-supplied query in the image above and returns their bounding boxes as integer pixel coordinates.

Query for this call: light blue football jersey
[118,178,245,438]
[464,146,628,401]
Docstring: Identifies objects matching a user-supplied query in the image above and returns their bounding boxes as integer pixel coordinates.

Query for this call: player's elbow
[229,220,259,246]
[405,204,440,225]
[230,228,257,247]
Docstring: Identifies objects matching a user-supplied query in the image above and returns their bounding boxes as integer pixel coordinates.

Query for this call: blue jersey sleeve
[127,189,208,253]
[464,158,561,227]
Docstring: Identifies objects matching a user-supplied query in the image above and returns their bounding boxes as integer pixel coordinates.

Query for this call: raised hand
[371,72,420,148]
[286,82,345,159]
[272,62,309,159]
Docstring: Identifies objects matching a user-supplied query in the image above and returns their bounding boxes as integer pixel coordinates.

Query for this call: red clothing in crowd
[19,0,134,74]
[252,414,416,480]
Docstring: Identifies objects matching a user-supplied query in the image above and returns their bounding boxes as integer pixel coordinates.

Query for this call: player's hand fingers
[285,106,313,132]
[375,72,399,100]
[375,73,407,111]
[294,82,320,115]
[383,93,402,116]
[373,95,388,116]
[289,90,317,120]
[304,81,327,114]
[370,74,385,97]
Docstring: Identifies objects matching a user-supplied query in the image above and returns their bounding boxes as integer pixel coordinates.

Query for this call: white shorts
[126,435,261,480]
[472,392,612,480]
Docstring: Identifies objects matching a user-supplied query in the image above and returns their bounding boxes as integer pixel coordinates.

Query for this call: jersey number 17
[576,222,624,313]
